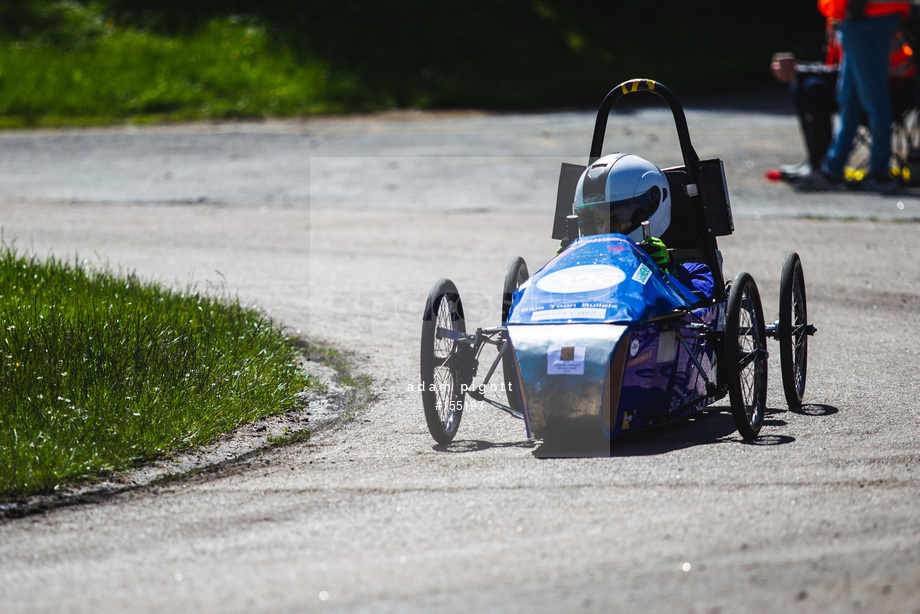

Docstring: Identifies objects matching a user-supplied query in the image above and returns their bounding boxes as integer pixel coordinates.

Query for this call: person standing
[770,17,841,181]
[795,0,913,193]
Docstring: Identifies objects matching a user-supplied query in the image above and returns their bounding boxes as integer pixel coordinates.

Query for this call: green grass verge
[0,17,353,128]
[0,248,312,496]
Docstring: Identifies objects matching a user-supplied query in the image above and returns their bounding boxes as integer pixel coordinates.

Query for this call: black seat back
[660,167,702,249]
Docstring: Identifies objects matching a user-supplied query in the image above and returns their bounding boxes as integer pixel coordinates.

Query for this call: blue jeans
[823,14,901,178]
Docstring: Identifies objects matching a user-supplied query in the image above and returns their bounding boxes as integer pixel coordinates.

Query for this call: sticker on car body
[535,265,626,293]
[547,345,585,375]
[632,264,652,285]
[530,307,606,321]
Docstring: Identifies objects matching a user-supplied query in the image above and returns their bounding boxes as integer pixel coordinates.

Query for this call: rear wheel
[725,272,768,439]
[420,279,466,444]
[779,252,809,409]
[501,257,529,415]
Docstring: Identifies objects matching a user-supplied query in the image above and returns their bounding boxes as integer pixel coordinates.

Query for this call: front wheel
[778,252,809,409]
[420,279,466,444]
[724,272,768,439]
[501,257,529,414]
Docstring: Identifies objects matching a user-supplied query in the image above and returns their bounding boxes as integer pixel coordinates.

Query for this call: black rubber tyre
[724,272,768,439]
[778,252,809,409]
[501,257,529,326]
[501,257,529,415]
[420,279,466,444]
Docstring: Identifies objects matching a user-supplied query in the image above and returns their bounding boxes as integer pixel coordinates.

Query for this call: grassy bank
[0,16,350,127]
[0,249,311,496]
[0,1,825,127]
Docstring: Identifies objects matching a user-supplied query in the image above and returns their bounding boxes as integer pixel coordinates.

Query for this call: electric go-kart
[420,79,816,450]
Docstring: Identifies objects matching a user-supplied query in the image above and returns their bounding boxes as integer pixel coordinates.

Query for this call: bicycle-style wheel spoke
[726,272,767,438]
[420,279,467,444]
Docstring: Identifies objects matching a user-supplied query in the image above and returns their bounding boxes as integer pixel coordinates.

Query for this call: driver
[571,153,714,298]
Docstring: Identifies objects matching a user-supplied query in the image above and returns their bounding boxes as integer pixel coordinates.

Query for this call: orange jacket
[819,0,912,19]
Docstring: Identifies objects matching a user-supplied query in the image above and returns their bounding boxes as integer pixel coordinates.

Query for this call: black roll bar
[588,78,726,301]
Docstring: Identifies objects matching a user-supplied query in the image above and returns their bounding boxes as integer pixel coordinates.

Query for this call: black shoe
[857,172,899,194]
[792,170,844,192]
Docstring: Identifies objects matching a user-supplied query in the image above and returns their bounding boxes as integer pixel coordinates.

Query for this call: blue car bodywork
[506,235,722,441]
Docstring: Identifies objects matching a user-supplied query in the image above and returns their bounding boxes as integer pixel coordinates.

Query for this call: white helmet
[573,153,671,241]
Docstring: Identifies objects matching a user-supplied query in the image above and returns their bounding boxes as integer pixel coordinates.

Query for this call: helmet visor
[575,186,662,236]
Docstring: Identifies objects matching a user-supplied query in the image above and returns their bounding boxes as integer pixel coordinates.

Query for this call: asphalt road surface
[1,95,919,613]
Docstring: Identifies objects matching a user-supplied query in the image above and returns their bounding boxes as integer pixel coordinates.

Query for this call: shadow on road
[433,439,537,453]
[429,403,839,458]
[530,408,797,458]
[789,403,838,417]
